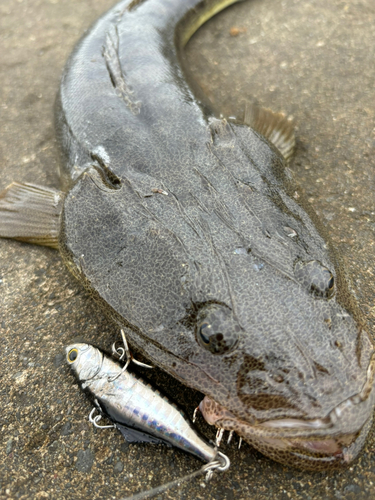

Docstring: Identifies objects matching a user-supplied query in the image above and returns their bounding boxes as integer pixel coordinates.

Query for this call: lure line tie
[119,451,230,500]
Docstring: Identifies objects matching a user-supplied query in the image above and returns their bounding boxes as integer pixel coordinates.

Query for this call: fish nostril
[324,318,332,329]
[334,340,343,349]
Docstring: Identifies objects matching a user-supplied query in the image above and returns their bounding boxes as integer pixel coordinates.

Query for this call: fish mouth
[200,353,375,469]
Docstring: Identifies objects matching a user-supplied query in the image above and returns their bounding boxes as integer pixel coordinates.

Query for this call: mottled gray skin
[55,0,375,468]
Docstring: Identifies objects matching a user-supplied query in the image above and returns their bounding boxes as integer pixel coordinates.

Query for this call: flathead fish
[0,0,374,469]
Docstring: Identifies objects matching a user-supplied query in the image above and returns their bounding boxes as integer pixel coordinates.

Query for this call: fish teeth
[192,406,199,423]
[227,430,234,444]
[215,427,225,447]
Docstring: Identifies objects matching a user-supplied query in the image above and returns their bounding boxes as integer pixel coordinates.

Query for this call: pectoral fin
[0,182,64,249]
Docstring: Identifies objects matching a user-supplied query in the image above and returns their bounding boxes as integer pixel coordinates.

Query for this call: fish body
[0,0,374,469]
[66,342,219,463]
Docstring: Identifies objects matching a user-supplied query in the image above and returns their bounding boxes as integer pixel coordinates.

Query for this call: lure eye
[196,304,240,355]
[294,260,335,299]
[67,348,78,363]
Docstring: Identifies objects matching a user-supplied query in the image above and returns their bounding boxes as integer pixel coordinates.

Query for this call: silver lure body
[66,343,217,463]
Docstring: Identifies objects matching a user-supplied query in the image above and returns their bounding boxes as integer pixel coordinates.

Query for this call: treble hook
[88,407,116,430]
[109,329,153,382]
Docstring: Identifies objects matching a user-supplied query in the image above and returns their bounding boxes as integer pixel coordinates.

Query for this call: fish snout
[198,352,375,469]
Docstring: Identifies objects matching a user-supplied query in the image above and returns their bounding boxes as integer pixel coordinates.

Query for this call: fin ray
[0,182,64,249]
[244,104,296,163]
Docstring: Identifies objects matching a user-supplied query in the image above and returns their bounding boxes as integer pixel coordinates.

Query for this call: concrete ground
[0,0,374,499]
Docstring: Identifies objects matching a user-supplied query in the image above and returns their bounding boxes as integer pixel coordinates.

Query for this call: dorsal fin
[244,103,296,163]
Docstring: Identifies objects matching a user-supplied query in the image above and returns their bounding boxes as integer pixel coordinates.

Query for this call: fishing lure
[66,332,230,498]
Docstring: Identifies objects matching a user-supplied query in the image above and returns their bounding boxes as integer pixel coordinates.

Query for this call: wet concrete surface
[0,0,374,499]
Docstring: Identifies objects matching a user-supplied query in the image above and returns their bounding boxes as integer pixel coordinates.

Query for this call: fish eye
[326,272,334,291]
[294,260,335,299]
[198,323,211,344]
[196,304,239,355]
[67,348,78,363]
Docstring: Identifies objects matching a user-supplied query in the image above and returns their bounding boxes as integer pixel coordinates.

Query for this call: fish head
[65,343,103,382]
[180,207,375,468]
[60,123,375,469]
[179,248,375,469]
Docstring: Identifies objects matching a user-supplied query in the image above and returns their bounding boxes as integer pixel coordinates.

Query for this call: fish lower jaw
[224,419,372,470]
[204,413,368,470]
[199,392,375,470]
